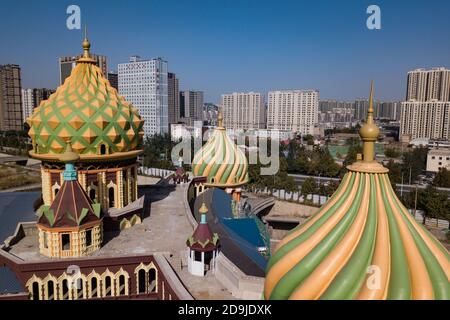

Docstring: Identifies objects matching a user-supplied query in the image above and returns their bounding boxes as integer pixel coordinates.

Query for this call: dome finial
[359,80,379,162]
[217,110,224,128]
[59,140,80,181]
[82,25,91,58]
[199,202,209,224]
[59,140,80,163]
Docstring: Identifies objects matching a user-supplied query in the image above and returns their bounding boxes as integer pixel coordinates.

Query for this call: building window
[61,233,71,251]
[61,279,69,300]
[91,277,99,298]
[76,280,84,299]
[104,276,112,297]
[118,275,126,295]
[148,269,156,293]
[47,280,55,300]
[32,282,40,301]
[43,232,48,249]
[108,187,115,207]
[86,229,92,247]
[89,188,96,201]
[138,269,146,294]
[100,144,107,155]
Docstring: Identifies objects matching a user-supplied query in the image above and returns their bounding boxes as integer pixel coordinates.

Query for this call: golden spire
[217,110,224,128]
[78,26,95,63]
[359,81,379,162]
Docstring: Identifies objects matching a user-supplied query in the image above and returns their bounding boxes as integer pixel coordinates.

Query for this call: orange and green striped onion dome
[192,114,248,187]
[26,37,144,161]
[264,83,450,300]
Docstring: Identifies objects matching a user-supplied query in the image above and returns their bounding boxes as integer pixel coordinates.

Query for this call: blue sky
[1,0,450,103]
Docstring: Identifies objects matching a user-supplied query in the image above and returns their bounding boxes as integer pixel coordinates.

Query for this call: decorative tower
[264,82,450,300]
[192,112,248,203]
[26,33,144,217]
[186,203,219,277]
[36,141,103,258]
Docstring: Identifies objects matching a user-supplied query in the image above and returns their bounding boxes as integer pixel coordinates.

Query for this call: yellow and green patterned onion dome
[27,38,144,161]
[192,115,248,187]
[264,83,450,300]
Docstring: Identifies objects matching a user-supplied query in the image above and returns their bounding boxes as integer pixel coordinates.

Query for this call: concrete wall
[215,252,264,300]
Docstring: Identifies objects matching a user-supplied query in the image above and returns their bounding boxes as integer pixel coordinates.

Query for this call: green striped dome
[264,82,450,300]
[27,41,144,161]
[192,122,248,187]
[265,170,450,300]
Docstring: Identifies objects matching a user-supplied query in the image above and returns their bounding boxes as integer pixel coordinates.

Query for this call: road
[288,173,450,195]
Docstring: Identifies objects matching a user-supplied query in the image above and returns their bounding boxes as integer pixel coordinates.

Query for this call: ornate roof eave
[29,149,143,162]
[203,177,249,188]
[36,219,102,233]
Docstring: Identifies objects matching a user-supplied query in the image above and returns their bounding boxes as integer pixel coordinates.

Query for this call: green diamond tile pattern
[27,62,144,155]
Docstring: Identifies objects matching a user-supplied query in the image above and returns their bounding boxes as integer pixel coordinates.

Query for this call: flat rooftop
[5,182,234,299]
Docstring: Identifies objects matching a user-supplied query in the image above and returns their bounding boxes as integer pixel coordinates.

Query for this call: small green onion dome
[192,113,248,187]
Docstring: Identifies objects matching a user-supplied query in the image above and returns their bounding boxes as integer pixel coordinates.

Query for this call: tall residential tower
[267,90,319,135]
[221,92,266,130]
[118,56,169,137]
[401,67,450,140]
[0,64,23,131]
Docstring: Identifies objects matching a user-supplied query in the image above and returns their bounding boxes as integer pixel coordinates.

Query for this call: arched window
[54,188,59,197]
[118,275,126,295]
[100,144,107,155]
[89,188,96,201]
[61,279,69,300]
[148,269,156,293]
[32,282,40,301]
[108,187,115,208]
[104,276,112,297]
[90,277,99,298]
[47,280,55,300]
[138,269,146,294]
[76,280,84,299]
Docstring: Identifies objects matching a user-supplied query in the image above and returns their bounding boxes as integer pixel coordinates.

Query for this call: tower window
[89,188,96,201]
[86,229,92,247]
[109,187,115,207]
[100,144,107,155]
[61,233,71,251]
[43,232,49,249]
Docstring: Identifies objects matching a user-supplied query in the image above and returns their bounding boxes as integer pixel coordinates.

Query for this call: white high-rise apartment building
[401,67,450,140]
[118,56,168,137]
[21,89,33,121]
[267,90,319,135]
[221,92,265,130]
[406,68,450,102]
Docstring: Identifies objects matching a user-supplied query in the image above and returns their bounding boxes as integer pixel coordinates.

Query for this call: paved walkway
[95,182,234,299]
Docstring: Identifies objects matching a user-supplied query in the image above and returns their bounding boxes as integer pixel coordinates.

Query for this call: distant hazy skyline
[1,0,450,103]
